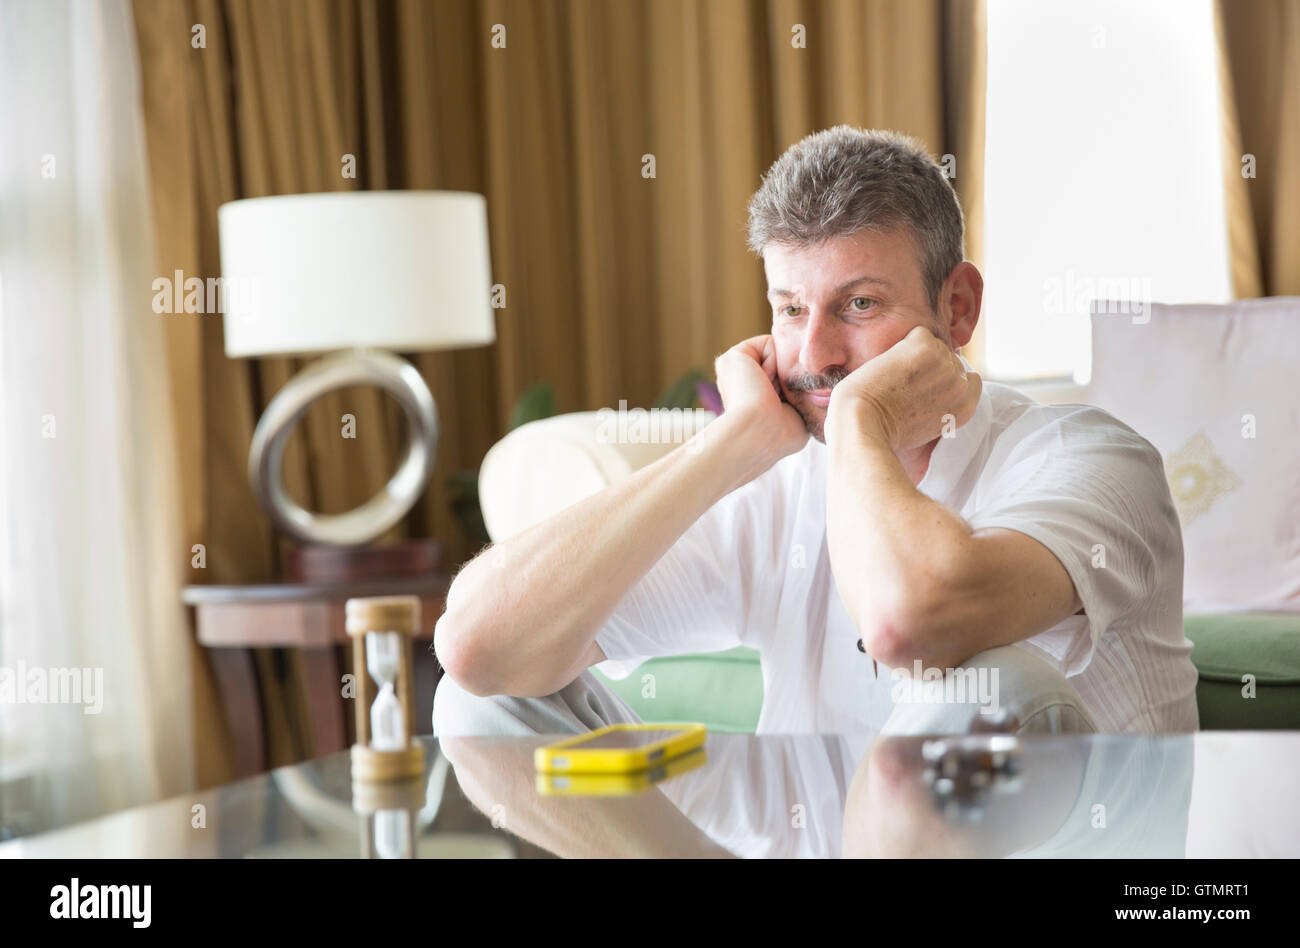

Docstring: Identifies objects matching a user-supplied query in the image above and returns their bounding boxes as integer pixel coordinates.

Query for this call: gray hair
[746,126,965,311]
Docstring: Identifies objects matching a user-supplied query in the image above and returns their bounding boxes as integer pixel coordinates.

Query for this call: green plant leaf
[444,469,479,493]
[508,382,555,431]
[654,369,707,409]
[450,496,491,546]
[445,468,491,546]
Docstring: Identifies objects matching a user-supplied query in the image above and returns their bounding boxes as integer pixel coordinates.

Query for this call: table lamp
[218,191,494,549]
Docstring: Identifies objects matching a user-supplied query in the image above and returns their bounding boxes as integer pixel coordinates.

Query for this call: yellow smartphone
[536,747,708,796]
[534,723,706,774]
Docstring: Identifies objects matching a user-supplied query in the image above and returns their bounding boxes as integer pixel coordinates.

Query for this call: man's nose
[799,309,849,377]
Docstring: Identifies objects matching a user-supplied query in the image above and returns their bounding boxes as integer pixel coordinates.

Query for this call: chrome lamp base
[248,349,439,547]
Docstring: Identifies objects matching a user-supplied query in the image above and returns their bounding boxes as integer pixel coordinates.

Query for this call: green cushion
[591,646,763,733]
[1185,612,1300,730]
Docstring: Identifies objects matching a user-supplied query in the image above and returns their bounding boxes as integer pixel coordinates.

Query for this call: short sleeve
[594,477,777,679]
[965,409,1182,677]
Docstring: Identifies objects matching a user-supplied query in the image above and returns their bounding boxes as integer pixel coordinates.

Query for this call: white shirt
[594,381,1200,734]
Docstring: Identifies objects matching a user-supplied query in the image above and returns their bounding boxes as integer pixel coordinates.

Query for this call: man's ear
[940,262,982,349]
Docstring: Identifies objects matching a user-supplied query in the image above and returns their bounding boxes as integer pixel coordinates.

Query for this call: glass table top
[3,731,1297,858]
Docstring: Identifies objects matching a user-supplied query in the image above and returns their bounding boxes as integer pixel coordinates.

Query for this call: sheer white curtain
[0,0,194,838]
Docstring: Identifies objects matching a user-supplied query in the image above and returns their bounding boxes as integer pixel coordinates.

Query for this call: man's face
[764,228,950,442]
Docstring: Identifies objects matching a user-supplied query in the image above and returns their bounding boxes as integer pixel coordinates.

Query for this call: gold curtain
[1216,0,1300,297]
[132,0,986,779]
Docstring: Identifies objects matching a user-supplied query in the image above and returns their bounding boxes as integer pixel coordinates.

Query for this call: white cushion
[478,409,716,541]
[1085,298,1300,611]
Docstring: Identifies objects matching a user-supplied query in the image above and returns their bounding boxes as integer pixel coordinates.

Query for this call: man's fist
[714,334,808,462]
[825,325,982,452]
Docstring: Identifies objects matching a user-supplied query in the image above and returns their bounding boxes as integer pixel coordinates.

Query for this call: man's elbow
[433,611,501,698]
[859,616,916,670]
[855,597,944,670]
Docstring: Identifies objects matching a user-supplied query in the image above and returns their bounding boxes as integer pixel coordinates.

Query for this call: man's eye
[849,297,876,312]
[781,304,802,318]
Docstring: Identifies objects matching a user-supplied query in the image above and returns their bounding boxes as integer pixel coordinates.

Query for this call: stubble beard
[795,400,828,444]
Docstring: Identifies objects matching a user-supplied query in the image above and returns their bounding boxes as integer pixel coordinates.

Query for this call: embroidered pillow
[1085,298,1300,611]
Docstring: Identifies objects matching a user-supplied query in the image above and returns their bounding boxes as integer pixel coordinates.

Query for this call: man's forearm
[822,328,1080,669]
[827,416,1083,670]
[825,418,976,669]
[436,411,776,697]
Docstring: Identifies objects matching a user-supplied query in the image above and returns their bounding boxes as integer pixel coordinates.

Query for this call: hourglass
[347,595,426,781]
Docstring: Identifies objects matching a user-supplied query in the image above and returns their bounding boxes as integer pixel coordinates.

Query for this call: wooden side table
[183,573,451,779]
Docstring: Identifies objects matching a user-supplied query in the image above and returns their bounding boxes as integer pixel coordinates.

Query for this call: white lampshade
[218,191,495,357]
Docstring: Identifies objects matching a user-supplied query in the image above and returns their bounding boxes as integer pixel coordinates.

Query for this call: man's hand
[825,325,982,451]
[714,334,809,473]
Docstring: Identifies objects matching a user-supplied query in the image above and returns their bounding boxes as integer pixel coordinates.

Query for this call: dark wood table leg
[300,646,347,757]
[209,648,266,779]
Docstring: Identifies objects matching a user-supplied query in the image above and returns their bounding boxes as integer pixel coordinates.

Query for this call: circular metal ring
[249,349,439,547]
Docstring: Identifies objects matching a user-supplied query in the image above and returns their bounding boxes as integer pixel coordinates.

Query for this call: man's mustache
[784,367,850,392]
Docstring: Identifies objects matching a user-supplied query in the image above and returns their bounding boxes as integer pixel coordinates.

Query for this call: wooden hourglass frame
[347,595,426,782]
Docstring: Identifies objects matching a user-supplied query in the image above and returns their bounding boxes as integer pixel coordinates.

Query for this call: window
[982,0,1232,383]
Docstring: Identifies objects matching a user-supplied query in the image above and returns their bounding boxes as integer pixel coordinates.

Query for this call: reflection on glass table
[1,738,548,859]
[439,731,1300,859]
[3,732,1296,858]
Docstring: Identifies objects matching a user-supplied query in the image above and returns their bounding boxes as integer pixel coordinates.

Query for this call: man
[433,126,1199,738]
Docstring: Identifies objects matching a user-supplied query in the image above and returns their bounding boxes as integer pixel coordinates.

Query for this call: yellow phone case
[534,723,707,774]
[536,747,708,796]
